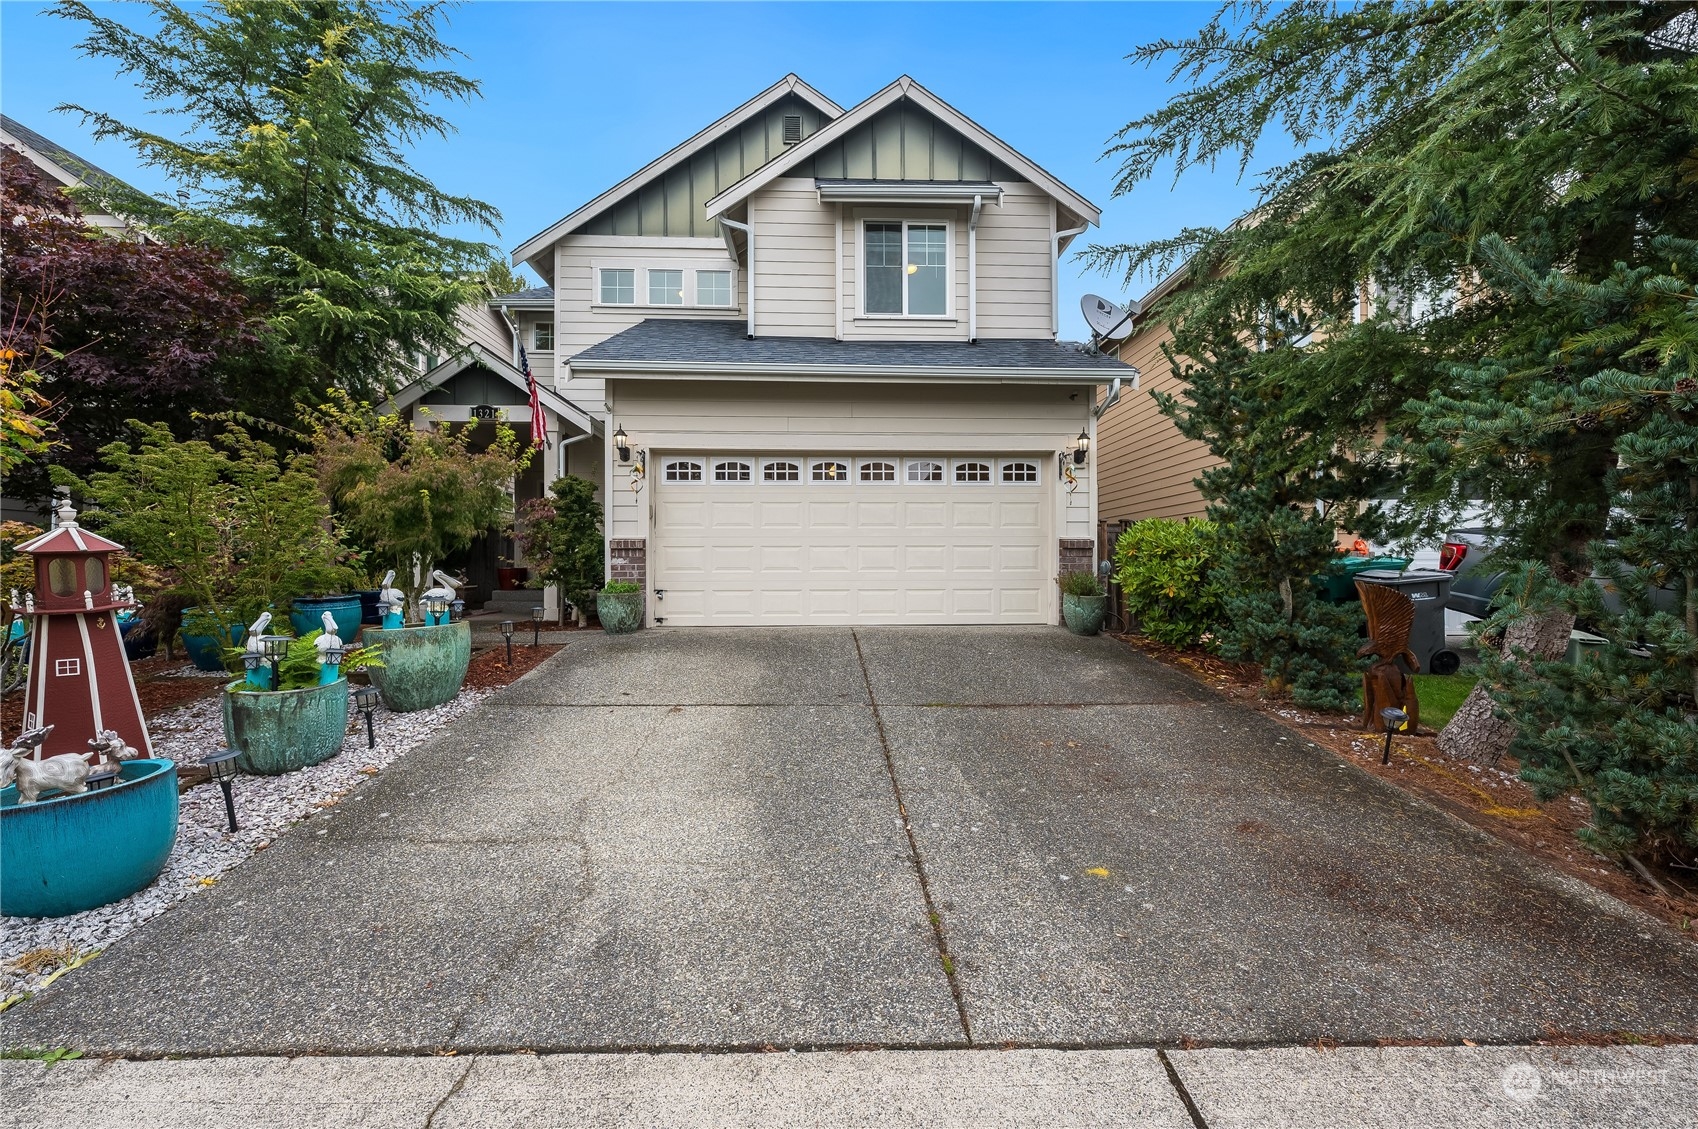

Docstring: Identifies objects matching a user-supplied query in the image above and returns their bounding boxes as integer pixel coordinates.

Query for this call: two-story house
[424,74,1129,626]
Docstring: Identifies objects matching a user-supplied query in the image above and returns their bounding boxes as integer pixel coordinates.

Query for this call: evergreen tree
[52,0,499,401]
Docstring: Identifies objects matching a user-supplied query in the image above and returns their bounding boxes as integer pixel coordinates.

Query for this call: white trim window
[863,220,950,317]
[858,458,897,483]
[532,322,554,351]
[663,458,703,483]
[762,459,800,483]
[713,459,752,482]
[905,459,945,484]
[696,269,733,307]
[600,268,635,305]
[953,459,993,484]
[648,268,685,306]
[810,458,850,483]
[1000,459,1040,484]
[55,658,81,677]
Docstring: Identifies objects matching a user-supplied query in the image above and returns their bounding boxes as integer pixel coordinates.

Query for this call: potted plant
[597,581,644,634]
[496,557,529,591]
[1060,570,1108,636]
[222,628,381,775]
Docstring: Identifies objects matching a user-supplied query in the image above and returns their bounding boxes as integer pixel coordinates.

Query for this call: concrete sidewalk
[3,1044,1692,1128]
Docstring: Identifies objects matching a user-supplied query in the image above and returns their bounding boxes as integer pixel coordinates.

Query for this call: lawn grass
[1414,671,1479,729]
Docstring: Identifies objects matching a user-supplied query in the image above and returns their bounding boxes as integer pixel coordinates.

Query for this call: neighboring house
[0,115,149,238]
[500,73,1129,627]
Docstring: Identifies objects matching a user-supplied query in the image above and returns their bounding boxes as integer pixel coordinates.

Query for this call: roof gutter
[498,304,521,367]
[814,181,1004,206]
[719,216,754,338]
[568,357,1123,384]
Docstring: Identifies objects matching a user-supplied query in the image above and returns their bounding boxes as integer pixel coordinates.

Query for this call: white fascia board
[704,76,1100,226]
[815,181,1003,206]
[509,74,843,267]
[486,298,553,311]
[573,359,1121,385]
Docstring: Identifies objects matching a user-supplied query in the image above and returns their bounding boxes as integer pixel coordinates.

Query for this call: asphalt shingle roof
[489,286,555,304]
[1,115,128,190]
[569,319,1128,373]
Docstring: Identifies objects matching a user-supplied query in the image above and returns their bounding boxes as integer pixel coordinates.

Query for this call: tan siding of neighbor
[1095,319,1221,525]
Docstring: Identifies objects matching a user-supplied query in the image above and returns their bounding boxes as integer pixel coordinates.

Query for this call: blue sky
[0,1,1284,339]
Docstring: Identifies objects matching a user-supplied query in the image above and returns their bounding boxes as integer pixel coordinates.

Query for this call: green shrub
[602,580,642,595]
[1113,518,1226,648]
[1060,570,1102,598]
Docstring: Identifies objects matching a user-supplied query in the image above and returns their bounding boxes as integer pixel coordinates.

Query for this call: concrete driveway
[7,628,1697,1055]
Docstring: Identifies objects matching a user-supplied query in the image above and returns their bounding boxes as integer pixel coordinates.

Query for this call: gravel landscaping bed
[1,681,492,1001]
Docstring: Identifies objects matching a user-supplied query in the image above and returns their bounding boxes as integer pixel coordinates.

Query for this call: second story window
[600,268,635,305]
[697,270,732,307]
[532,322,554,351]
[649,269,684,305]
[864,221,949,317]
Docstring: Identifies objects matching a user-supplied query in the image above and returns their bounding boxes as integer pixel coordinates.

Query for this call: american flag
[520,346,546,451]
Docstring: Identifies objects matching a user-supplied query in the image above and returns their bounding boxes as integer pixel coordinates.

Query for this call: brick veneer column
[1058,538,1095,579]
[609,539,646,587]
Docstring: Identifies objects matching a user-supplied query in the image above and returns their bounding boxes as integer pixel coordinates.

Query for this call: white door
[651,454,1050,626]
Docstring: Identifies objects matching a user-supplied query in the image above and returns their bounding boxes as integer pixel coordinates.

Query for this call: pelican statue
[378,569,406,628]
[314,610,345,684]
[421,570,460,625]
[243,611,274,688]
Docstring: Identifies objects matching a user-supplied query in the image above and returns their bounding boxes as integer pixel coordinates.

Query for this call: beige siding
[552,235,745,411]
[749,179,836,336]
[974,183,1055,338]
[1094,320,1220,524]
[839,204,970,342]
[454,303,513,363]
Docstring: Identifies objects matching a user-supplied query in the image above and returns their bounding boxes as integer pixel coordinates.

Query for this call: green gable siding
[420,367,528,407]
[577,93,831,238]
[791,100,1022,182]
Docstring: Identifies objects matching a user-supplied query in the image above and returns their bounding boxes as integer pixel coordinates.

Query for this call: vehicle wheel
[1428,649,1462,676]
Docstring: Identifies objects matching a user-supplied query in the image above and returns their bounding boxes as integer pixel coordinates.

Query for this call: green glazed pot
[223,678,350,775]
[363,620,471,712]
[1062,593,1108,636]
[596,590,644,634]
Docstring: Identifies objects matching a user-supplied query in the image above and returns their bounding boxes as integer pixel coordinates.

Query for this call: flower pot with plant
[1060,571,1108,636]
[221,628,381,775]
[596,581,644,634]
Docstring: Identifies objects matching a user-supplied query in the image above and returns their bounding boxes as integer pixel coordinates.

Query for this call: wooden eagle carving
[1356,580,1420,732]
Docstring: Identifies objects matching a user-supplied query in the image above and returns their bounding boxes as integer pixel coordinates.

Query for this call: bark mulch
[1118,633,1698,940]
[462,642,563,691]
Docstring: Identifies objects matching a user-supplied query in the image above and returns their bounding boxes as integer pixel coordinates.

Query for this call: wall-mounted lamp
[613,425,631,462]
[1073,427,1091,466]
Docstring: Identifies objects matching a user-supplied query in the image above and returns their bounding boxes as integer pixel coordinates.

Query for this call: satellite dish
[1082,294,1134,341]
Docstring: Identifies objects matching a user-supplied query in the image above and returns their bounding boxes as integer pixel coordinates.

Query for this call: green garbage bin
[1314,556,1413,603]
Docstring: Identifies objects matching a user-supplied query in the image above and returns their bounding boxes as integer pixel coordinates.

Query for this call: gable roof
[703,76,1099,226]
[511,74,843,267]
[384,343,599,435]
[0,115,130,192]
[489,286,555,309]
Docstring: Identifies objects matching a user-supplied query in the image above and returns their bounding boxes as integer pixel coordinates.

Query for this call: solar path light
[203,748,241,831]
[500,619,515,665]
[353,685,380,750]
[1380,706,1408,766]
[531,606,544,647]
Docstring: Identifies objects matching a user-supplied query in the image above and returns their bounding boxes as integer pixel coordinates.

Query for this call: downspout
[719,216,754,338]
[1053,225,1088,340]
[499,304,521,367]
[968,193,982,343]
[556,430,592,480]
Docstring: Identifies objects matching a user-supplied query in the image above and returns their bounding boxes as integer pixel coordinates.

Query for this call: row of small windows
[662,458,1041,486]
[599,268,734,308]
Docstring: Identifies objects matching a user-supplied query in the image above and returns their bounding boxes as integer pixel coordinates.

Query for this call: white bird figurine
[420,570,459,602]
[315,610,343,652]
[244,611,273,656]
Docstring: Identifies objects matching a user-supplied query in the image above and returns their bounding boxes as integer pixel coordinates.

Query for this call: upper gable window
[864,221,949,317]
[532,322,554,351]
[600,268,635,305]
[697,270,732,307]
[649,269,684,306]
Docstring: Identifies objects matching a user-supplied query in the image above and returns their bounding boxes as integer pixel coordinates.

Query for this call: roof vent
[782,114,803,145]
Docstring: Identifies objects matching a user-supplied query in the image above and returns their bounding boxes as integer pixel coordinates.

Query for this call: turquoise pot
[596,591,645,634]
[290,594,363,641]
[1062,594,1108,636]
[363,621,470,712]
[2,759,179,918]
[180,608,245,672]
[222,678,351,775]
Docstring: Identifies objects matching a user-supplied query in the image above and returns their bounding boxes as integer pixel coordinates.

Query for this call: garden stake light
[531,606,544,647]
[354,685,380,749]
[449,597,465,622]
[85,766,119,791]
[500,619,515,665]
[204,748,241,831]
[262,634,291,691]
[1380,706,1408,766]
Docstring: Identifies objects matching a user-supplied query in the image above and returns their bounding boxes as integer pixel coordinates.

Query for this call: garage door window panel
[810,459,850,483]
[906,459,945,484]
[714,459,752,482]
[762,460,800,483]
[664,459,704,483]
[859,459,898,483]
[953,460,992,485]
[1001,460,1041,484]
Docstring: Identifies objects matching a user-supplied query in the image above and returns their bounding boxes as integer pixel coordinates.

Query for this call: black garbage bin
[1356,568,1461,675]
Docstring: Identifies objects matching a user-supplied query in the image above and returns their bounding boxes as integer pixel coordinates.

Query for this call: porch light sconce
[1073,428,1091,466]
[531,606,544,647]
[1380,706,1408,766]
[204,748,241,832]
[613,425,631,462]
[353,685,380,749]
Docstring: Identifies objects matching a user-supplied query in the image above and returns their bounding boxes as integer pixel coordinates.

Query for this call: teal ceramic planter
[180,608,245,672]
[290,594,363,641]
[597,591,644,634]
[222,678,351,775]
[1062,594,1108,636]
[363,620,470,712]
[2,759,179,918]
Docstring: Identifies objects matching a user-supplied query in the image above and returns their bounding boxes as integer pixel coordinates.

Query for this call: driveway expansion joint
[421,1056,474,1129]
[1157,1049,1213,1129]
[852,628,974,1045]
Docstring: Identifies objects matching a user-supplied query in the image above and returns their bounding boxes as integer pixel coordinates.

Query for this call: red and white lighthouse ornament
[16,498,153,763]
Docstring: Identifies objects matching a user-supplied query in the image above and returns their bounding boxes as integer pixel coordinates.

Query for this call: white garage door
[652,454,1050,626]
